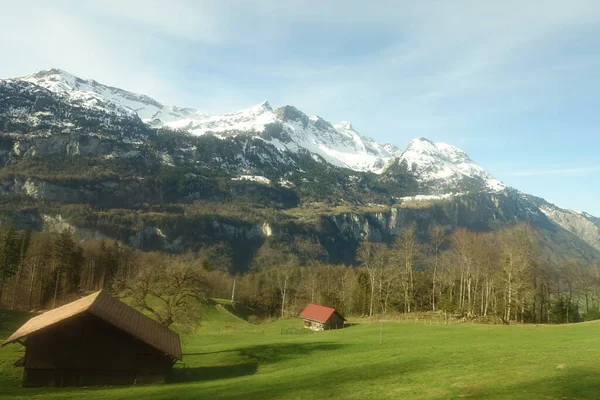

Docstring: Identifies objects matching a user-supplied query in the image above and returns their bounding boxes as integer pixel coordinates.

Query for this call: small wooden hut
[2,290,182,387]
[299,303,345,331]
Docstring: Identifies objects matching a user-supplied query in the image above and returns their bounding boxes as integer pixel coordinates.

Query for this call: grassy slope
[2,307,600,399]
[0,311,31,390]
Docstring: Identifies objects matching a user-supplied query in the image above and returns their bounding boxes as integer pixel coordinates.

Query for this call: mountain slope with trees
[0,69,599,323]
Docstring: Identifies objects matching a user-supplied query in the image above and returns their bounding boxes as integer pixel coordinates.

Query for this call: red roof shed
[300,304,345,330]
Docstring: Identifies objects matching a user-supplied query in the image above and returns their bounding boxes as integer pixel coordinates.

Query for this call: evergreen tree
[10,230,31,309]
[51,229,83,308]
[0,224,21,305]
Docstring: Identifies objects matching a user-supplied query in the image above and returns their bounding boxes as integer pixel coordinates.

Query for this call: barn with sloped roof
[299,303,345,331]
[2,290,181,387]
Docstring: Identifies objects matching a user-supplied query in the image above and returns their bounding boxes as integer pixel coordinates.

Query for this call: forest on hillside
[0,222,598,326]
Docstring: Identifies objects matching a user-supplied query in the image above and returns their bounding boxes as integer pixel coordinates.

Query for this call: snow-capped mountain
[396,138,505,195]
[163,101,275,135]
[13,69,400,172]
[0,69,591,212]
[1,68,600,259]
[268,105,402,172]
[18,69,165,120]
[12,69,509,186]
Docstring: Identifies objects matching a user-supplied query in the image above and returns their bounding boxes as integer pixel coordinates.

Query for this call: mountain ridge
[9,69,504,189]
[15,69,404,172]
[1,68,599,264]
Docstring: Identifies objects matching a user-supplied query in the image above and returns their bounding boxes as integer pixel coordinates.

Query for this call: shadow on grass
[468,367,600,399]
[182,350,236,356]
[168,362,259,383]
[237,341,346,364]
[200,356,437,400]
[174,342,347,384]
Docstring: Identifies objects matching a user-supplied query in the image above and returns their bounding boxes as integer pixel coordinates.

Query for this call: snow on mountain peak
[253,100,273,112]
[225,101,274,118]
[335,121,354,131]
[163,101,277,135]
[4,69,503,192]
[25,68,80,93]
[399,138,505,193]
[405,137,439,154]
[19,68,166,120]
[8,69,401,171]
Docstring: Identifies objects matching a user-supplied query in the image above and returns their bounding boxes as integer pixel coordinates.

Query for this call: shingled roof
[299,303,345,323]
[2,290,182,360]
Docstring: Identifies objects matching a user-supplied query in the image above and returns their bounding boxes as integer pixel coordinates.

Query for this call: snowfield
[232,175,272,185]
[13,68,507,195]
[398,138,506,193]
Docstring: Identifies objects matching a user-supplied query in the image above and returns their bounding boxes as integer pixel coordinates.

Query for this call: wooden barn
[2,290,182,387]
[299,303,345,331]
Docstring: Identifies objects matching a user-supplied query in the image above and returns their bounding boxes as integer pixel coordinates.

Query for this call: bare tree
[448,228,478,314]
[271,255,299,317]
[340,267,359,316]
[475,233,499,317]
[301,265,320,303]
[500,222,536,321]
[392,223,421,313]
[357,242,388,316]
[428,226,446,311]
[121,255,209,329]
[252,240,300,317]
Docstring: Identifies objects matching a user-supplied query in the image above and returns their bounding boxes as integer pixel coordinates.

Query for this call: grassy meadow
[2,303,600,399]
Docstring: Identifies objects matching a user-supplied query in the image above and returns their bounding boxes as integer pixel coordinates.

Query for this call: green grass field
[2,305,600,400]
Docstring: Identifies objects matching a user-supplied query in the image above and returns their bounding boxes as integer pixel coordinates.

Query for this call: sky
[1,0,599,215]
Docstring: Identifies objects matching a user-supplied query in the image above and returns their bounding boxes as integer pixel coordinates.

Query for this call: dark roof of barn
[2,290,182,360]
[299,303,345,323]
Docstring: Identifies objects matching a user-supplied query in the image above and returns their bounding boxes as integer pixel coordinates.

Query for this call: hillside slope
[0,68,599,268]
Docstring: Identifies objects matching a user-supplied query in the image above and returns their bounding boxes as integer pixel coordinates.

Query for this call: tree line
[235,222,600,324]
[0,226,225,316]
[1,222,599,326]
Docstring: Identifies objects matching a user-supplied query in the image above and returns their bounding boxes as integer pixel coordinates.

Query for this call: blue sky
[1,1,599,215]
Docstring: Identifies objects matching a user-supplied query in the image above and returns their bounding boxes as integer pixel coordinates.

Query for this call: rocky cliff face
[5,187,598,272]
[538,203,600,253]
